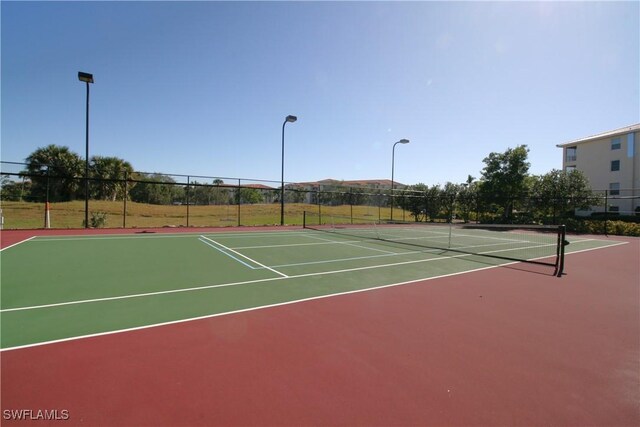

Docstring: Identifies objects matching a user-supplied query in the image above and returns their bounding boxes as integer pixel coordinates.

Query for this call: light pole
[281,115,297,226]
[390,138,410,222]
[78,71,94,228]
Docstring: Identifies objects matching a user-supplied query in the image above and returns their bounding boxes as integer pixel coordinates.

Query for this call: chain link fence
[1,161,638,232]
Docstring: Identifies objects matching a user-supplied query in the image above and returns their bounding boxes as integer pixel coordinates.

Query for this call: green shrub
[82,211,108,228]
[564,219,640,236]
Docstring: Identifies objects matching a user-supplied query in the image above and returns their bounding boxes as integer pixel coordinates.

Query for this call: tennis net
[303,211,567,276]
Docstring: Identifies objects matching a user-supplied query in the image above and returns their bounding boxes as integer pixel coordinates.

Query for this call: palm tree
[24,145,84,202]
[90,156,135,201]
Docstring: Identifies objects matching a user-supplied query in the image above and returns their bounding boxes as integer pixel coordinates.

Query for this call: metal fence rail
[1,161,638,230]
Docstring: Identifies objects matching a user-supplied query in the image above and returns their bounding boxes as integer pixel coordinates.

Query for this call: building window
[609,206,620,212]
[565,165,577,173]
[611,160,620,171]
[609,182,620,196]
[611,137,621,150]
[565,147,577,162]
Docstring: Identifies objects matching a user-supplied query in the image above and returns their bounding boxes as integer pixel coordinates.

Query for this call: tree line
[395,145,595,224]
[0,144,268,205]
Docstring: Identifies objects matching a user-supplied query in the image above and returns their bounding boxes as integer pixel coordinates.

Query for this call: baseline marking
[0,236,37,252]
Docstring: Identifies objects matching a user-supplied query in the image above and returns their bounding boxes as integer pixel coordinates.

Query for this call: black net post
[555,225,568,277]
[604,190,608,236]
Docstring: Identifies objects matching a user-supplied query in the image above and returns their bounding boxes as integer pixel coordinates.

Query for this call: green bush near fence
[563,218,640,237]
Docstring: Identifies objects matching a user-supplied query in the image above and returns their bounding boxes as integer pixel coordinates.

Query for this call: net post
[303,210,307,229]
[555,224,567,277]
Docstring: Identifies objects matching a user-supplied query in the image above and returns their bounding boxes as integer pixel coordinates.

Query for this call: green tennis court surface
[0,227,625,350]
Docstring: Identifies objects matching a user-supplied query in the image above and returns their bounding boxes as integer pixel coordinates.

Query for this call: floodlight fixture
[391,138,410,221]
[281,115,298,225]
[78,71,94,228]
[78,72,94,84]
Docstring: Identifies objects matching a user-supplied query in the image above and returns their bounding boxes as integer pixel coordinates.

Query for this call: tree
[23,145,84,202]
[441,182,460,221]
[0,175,28,201]
[238,187,264,204]
[531,169,596,222]
[129,173,184,205]
[479,145,530,221]
[90,156,135,201]
[211,179,231,205]
[458,175,479,223]
[397,183,432,222]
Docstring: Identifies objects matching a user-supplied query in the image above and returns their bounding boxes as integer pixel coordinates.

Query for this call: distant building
[557,124,640,215]
[289,178,405,191]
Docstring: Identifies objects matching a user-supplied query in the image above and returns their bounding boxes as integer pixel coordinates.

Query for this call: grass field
[0,201,402,229]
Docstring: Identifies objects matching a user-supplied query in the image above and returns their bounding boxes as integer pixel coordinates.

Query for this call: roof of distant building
[557,123,640,148]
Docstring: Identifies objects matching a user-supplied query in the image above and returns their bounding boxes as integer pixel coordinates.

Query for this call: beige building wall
[558,124,640,215]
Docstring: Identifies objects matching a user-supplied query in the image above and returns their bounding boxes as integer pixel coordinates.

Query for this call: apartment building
[557,123,640,215]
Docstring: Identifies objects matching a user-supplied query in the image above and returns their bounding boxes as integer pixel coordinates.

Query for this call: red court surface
[1,232,639,426]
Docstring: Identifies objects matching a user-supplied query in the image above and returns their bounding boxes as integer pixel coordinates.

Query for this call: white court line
[231,239,371,250]
[199,235,288,278]
[1,234,626,316]
[0,236,37,252]
[198,237,257,270]
[0,262,532,352]
[264,240,551,269]
[27,230,314,242]
[0,241,628,351]
[305,233,397,254]
[0,242,557,314]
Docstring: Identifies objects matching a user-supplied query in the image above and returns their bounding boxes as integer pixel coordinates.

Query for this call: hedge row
[563,219,640,237]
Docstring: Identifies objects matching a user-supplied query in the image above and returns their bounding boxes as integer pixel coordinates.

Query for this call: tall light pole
[281,115,297,226]
[391,138,410,222]
[78,71,94,228]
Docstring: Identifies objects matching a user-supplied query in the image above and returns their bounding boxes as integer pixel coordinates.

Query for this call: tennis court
[0,219,622,349]
[1,223,638,426]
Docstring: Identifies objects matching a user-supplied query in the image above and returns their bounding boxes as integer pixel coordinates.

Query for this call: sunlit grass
[0,201,403,229]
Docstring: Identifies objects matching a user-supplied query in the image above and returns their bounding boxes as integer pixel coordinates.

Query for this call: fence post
[123,171,128,228]
[317,190,321,224]
[237,179,241,227]
[44,166,51,228]
[350,189,353,224]
[186,176,190,227]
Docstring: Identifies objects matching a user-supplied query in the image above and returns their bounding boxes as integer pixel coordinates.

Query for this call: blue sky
[2,1,638,187]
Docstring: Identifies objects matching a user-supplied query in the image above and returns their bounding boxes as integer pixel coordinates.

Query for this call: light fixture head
[285,115,297,123]
[78,72,94,84]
